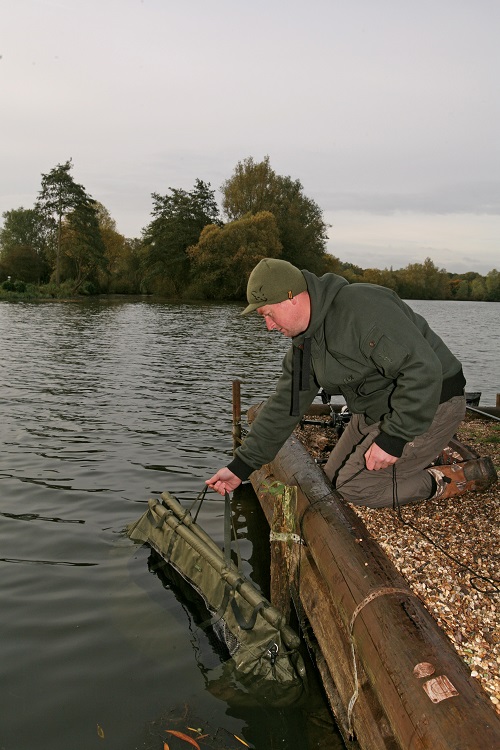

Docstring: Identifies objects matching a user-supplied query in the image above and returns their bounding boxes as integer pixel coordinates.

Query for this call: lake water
[0,297,498,750]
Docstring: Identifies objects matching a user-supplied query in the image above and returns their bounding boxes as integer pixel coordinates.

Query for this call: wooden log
[248,406,500,750]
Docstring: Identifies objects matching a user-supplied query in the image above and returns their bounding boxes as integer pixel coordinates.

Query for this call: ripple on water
[0,297,496,750]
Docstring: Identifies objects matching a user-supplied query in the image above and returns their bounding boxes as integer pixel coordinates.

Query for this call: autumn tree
[221,156,329,273]
[36,159,103,286]
[360,267,398,291]
[58,202,107,293]
[143,179,221,294]
[187,211,282,299]
[395,258,449,299]
[94,203,128,291]
[322,254,345,275]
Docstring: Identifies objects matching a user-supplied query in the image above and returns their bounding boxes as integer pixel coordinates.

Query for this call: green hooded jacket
[228,270,464,480]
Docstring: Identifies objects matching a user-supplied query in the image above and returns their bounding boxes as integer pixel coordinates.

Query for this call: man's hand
[364,443,398,471]
[206,467,242,496]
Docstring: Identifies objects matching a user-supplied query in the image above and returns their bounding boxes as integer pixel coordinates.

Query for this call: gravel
[295,413,500,714]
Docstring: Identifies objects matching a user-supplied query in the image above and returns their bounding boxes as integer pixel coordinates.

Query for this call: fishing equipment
[126,489,307,707]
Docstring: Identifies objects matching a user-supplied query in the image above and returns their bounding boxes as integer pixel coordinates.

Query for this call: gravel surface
[296,413,500,714]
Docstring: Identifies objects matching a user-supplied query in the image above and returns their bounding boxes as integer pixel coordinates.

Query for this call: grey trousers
[323,396,466,508]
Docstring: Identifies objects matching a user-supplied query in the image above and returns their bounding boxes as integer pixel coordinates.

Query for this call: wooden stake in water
[270,483,300,623]
[232,379,242,454]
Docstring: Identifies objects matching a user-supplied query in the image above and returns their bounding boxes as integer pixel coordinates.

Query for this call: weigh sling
[126,490,307,706]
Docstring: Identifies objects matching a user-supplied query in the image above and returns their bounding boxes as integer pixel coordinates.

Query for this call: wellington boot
[428,457,498,500]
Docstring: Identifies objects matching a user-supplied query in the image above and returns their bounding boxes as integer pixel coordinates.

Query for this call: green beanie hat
[241,258,307,315]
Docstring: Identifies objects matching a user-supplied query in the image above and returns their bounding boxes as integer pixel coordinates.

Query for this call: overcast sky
[1,0,499,274]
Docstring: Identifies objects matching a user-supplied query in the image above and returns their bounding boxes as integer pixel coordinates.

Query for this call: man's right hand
[206,467,242,496]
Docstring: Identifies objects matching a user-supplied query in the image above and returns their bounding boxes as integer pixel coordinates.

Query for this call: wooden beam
[248,407,500,750]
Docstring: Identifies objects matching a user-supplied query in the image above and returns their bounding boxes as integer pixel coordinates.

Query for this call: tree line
[1,156,499,302]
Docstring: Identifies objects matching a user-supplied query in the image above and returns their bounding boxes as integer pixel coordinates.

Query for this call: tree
[94,203,128,291]
[58,202,107,293]
[336,261,364,284]
[113,238,148,294]
[143,179,221,294]
[396,258,449,299]
[187,211,282,299]
[360,267,398,291]
[485,269,500,301]
[455,280,470,300]
[221,156,329,273]
[0,207,50,283]
[322,254,345,275]
[36,159,98,285]
[470,276,486,301]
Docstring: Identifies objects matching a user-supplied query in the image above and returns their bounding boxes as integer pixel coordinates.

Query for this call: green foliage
[37,280,79,299]
[221,156,328,274]
[0,156,498,302]
[143,179,220,294]
[390,258,449,299]
[187,211,282,299]
[0,281,41,300]
[0,207,50,284]
[105,237,147,294]
[58,202,107,293]
[359,267,399,290]
[36,159,104,287]
[94,203,129,292]
[485,269,500,301]
[470,276,487,300]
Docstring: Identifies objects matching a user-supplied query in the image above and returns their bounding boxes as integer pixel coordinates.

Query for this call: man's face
[257,298,308,338]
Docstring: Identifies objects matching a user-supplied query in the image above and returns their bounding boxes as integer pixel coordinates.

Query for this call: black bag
[126,490,307,706]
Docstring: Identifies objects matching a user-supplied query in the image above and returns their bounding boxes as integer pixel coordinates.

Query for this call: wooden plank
[269,483,299,621]
[248,411,500,750]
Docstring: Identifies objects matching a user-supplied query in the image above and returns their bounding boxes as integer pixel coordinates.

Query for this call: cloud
[0,0,498,274]
[318,181,500,215]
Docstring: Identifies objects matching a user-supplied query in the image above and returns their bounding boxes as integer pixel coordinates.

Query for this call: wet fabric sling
[126,489,307,706]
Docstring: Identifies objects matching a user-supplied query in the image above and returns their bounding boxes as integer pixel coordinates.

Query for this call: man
[206,258,496,507]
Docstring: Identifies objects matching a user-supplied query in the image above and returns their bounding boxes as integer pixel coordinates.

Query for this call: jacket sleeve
[228,346,319,480]
[359,322,443,456]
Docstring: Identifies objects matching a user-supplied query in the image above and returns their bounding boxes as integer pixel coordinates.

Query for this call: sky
[1,0,499,275]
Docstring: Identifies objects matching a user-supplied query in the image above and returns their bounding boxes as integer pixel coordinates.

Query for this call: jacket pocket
[361,325,409,377]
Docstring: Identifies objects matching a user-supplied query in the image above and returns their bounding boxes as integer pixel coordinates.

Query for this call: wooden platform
[247,404,500,750]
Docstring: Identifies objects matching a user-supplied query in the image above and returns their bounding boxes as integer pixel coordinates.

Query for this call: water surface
[0,297,497,750]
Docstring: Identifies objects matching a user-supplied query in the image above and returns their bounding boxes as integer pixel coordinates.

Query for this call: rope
[346,586,419,739]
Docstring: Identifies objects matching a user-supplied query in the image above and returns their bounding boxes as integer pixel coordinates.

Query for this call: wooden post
[269,483,300,622]
[232,379,242,454]
[496,393,500,408]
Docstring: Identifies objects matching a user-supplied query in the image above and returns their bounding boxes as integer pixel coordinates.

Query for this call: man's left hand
[364,443,398,471]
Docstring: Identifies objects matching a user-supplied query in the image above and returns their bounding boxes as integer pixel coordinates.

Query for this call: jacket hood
[293,270,349,344]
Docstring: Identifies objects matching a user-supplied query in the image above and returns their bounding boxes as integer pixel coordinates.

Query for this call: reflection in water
[0,510,84,523]
[0,557,96,566]
[0,297,496,750]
